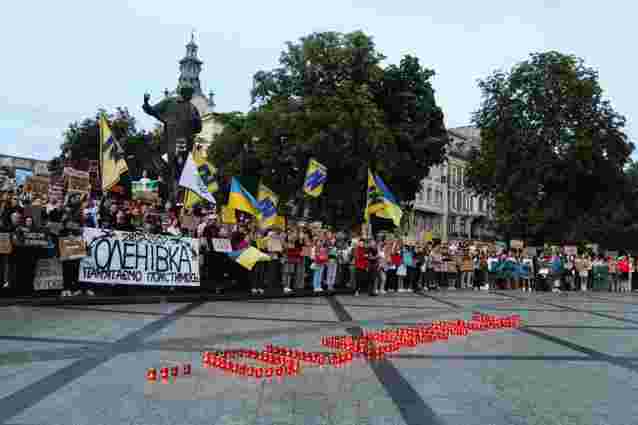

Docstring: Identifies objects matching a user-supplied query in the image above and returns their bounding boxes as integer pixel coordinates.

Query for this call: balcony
[414,198,444,214]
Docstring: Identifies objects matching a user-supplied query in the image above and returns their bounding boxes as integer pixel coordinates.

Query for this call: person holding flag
[256,183,279,229]
[364,169,403,228]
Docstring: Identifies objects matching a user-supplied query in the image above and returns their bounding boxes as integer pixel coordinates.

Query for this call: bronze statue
[142,82,202,203]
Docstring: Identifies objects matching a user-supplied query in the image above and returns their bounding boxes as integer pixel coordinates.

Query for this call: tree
[208,31,447,228]
[466,51,633,243]
[52,107,140,163]
[49,107,146,178]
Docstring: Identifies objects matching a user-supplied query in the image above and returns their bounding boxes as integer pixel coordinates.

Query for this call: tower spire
[178,31,203,96]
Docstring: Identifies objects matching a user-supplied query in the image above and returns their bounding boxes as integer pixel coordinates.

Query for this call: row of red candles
[146,363,191,381]
[189,313,521,380]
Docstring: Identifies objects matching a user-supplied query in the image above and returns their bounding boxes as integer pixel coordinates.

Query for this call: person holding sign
[12,214,41,296]
[59,212,93,297]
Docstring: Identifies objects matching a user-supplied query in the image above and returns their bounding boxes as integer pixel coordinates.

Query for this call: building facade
[413,126,496,242]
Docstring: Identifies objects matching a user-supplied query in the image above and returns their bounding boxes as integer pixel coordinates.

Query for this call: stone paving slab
[1,291,637,425]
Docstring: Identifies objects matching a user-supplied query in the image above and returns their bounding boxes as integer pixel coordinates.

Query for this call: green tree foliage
[56,107,140,162]
[466,51,633,243]
[208,31,447,227]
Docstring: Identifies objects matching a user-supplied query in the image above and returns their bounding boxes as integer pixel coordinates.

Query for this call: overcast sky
[0,0,635,160]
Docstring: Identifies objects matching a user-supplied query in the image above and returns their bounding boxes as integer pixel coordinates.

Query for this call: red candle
[160,367,169,379]
[146,368,157,381]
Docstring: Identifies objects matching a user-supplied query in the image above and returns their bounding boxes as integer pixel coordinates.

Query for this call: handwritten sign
[510,240,524,249]
[59,237,87,261]
[64,168,90,194]
[563,246,577,256]
[33,258,63,290]
[0,233,12,254]
[211,238,232,253]
[25,175,49,198]
[23,232,49,248]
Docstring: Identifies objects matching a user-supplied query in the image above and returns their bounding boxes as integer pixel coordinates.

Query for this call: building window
[427,188,432,202]
[459,168,463,187]
[457,192,462,211]
[449,190,453,210]
[471,196,474,212]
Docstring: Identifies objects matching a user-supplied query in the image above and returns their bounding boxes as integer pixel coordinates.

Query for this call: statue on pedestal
[142,82,202,203]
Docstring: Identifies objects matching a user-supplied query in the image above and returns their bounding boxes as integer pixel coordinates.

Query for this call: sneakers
[283,287,292,294]
[2,282,9,289]
[73,290,82,296]
[85,289,95,296]
[251,288,259,295]
[313,287,323,293]
[61,290,71,297]
[379,289,386,295]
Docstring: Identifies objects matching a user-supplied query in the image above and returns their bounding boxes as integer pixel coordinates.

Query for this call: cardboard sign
[563,246,577,256]
[23,232,49,248]
[212,238,232,253]
[33,258,63,290]
[0,233,12,254]
[524,246,538,257]
[268,238,283,253]
[64,168,90,194]
[25,175,49,198]
[59,237,87,261]
[510,240,524,249]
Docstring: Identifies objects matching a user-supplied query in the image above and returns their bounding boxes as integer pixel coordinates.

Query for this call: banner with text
[79,228,200,287]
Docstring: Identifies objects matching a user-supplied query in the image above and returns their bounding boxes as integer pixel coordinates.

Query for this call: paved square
[1,291,637,425]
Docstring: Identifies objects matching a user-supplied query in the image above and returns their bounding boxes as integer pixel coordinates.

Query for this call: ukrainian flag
[227,246,271,270]
[364,169,403,227]
[303,158,327,197]
[99,114,128,192]
[228,177,259,216]
[256,183,279,228]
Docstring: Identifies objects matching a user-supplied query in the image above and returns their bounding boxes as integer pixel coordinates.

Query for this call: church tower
[177,32,204,97]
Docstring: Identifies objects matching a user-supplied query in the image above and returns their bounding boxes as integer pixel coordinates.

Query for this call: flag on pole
[256,183,280,229]
[228,177,259,216]
[303,158,327,197]
[178,153,217,205]
[99,115,128,192]
[364,169,403,227]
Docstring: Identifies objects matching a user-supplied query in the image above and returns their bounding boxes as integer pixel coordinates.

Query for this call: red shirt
[355,246,368,270]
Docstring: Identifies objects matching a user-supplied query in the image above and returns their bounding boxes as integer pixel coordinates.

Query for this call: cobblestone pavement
[1,291,637,425]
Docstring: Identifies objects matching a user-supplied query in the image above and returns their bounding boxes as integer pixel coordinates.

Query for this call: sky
[0,0,635,161]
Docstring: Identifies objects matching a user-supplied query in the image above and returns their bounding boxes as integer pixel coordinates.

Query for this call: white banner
[79,228,200,287]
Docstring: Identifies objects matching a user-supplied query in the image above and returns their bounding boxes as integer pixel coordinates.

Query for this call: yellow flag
[221,205,237,224]
[99,115,128,192]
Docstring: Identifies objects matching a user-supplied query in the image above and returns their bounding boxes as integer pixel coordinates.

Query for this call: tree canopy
[208,31,447,228]
[465,51,634,244]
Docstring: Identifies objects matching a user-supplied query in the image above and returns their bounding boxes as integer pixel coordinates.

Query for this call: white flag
[178,153,216,204]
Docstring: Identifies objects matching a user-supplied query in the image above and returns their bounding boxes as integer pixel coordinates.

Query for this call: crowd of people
[1,186,636,297]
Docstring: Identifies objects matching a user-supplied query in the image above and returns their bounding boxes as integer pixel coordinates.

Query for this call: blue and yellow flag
[303,158,327,197]
[228,177,259,216]
[256,183,280,229]
[364,169,403,227]
[99,115,128,192]
[227,247,271,270]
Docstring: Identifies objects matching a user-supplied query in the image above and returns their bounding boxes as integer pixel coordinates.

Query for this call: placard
[0,233,12,254]
[23,232,49,248]
[268,238,283,253]
[524,246,538,257]
[25,175,49,198]
[563,246,577,256]
[59,237,87,261]
[212,238,232,253]
[33,258,63,290]
[64,168,90,194]
[79,228,200,286]
[510,240,524,249]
